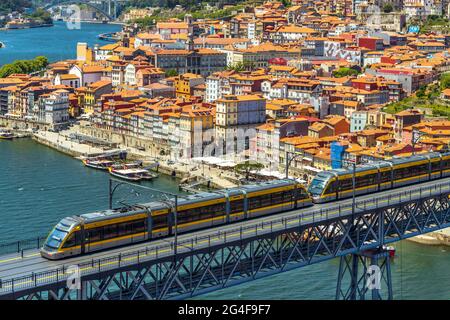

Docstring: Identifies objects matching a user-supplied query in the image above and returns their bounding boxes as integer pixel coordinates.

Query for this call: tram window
[431,161,441,172]
[394,167,408,180]
[324,179,337,194]
[249,196,261,210]
[294,187,307,200]
[380,170,391,183]
[152,215,167,229]
[118,222,133,236]
[356,173,377,188]
[230,199,244,213]
[103,224,118,239]
[86,228,102,242]
[177,209,201,223]
[443,160,450,170]
[338,178,352,191]
[200,203,225,218]
[260,194,273,207]
[282,190,294,201]
[131,220,146,233]
[213,203,226,216]
[62,232,77,248]
[271,192,284,204]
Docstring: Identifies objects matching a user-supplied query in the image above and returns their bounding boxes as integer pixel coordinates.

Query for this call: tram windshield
[44,228,68,249]
[308,176,328,197]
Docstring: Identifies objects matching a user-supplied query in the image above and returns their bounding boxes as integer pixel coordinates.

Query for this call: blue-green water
[0,139,181,242]
[0,21,121,65]
[2,139,450,299]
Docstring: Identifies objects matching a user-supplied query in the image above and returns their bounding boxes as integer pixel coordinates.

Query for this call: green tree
[0,0,31,15]
[165,69,178,77]
[281,0,292,7]
[440,72,450,90]
[332,67,359,78]
[226,61,256,72]
[383,4,393,13]
[416,85,427,98]
[0,56,48,78]
[234,161,264,180]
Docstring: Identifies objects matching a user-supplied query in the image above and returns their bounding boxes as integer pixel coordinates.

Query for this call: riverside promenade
[32,127,239,189]
[33,131,104,157]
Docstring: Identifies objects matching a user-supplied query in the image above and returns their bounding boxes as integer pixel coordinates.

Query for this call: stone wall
[78,125,157,152]
[0,116,51,131]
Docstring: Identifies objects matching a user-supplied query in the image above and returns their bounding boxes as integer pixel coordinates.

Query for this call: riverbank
[32,131,104,157]
[0,23,53,31]
[27,126,237,190]
[407,229,450,246]
[74,123,239,188]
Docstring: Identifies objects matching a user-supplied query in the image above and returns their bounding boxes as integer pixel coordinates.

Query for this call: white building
[38,90,70,126]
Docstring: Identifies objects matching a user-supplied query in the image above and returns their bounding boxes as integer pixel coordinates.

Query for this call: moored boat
[0,130,15,140]
[382,245,396,258]
[82,158,115,170]
[109,167,158,181]
[110,160,143,170]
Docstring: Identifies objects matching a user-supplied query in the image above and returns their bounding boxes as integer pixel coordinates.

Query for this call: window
[44,228,67,249]
[324,179,338,194]
[62,231,79,248]
[231,199,244,213]
[118,222,133,237]
[86,228,102,243]
[103,224,118,240]
[152,215,168,229]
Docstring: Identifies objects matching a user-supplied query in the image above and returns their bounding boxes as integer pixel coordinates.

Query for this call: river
[0,21,121,65]
[1,139,450,299]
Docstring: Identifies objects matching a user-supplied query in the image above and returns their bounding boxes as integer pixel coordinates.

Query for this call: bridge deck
[0,177,449,297]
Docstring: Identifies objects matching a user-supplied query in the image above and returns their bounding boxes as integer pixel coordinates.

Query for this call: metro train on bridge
[41,152,450,260]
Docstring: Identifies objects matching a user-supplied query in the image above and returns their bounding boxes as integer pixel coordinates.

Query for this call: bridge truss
[43,0,127,21]
[1,182,450,300]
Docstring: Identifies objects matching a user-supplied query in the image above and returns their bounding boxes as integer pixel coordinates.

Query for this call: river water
[1,139,450,299]
[0,21,121,65]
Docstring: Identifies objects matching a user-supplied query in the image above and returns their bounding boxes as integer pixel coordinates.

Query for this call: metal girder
[5,192,450,300]
[335,249,393,300]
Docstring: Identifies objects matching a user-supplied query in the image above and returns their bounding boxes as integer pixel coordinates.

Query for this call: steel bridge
[0,178,450,300]
[42,0,129,21]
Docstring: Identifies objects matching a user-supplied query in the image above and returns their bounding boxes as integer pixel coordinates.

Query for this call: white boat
[82,158,115,170]
[110,160,143,170]
[0,130,14,140]
[109,167,158,181]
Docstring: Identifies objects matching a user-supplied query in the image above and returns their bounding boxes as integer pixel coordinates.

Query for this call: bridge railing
[0,237,47,257]
[1,181,450,295]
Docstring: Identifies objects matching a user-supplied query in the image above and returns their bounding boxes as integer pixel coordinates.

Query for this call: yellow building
[174,73,205,99]
[77,80,112,114]
[76,43,94,63]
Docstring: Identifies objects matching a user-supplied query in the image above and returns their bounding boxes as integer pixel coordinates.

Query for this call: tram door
[80,224,86,254]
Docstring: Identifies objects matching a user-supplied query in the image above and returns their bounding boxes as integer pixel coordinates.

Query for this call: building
[152,48,227,77]
[37,89,70,127]
[174,73,205,99]
[215,94,266,156]
[179,105,214,158]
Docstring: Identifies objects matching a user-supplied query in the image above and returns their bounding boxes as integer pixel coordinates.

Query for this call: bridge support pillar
[77,281,87,300]
[335,247,393,300]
